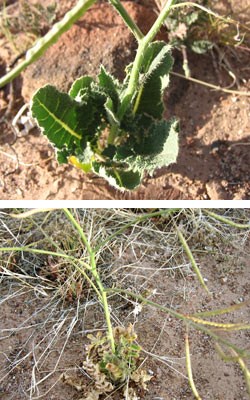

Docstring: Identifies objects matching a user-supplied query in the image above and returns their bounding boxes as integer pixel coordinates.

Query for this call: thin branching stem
[105,288,250,356]
[62,208,116,353]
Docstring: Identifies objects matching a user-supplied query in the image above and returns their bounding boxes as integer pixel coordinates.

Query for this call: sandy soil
[0,209,249,399]
[0,0,249,200]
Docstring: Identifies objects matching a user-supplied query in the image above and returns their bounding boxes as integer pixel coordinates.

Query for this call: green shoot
[203,210,250,229]
[175,225,211,295]
[185,327,202,400]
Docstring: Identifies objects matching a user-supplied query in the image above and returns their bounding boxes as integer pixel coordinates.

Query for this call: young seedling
[29,0,179,190]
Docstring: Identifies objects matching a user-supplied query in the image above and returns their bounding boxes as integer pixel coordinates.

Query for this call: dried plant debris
[61,372,86,392]
[62,324,152,399]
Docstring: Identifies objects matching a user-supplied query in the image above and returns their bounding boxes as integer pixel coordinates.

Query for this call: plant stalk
[143,0,177,45]
[105,288,250,357]
[185,327,202,400]
[0,0,97,88]
[175,225,211,295]
[108,0,144,41]
[62,209,116,353]
[203,210,250,229]
[117,0,176,119]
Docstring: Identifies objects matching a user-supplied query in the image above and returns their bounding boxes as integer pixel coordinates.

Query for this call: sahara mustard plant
[30,0,179,190]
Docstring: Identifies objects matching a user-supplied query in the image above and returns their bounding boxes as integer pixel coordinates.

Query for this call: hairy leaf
[116,115,174,158]
[31,39,179,191]
[31,84,106,161]
[69,76,93,100]
[190,40,213,54]
[98,66,120,111]
[124,119,179,175]
[31,85,85,150]
[92,163,142,190]
[134,41,173,119]
[133,117,175,156]
[105,98,120,126]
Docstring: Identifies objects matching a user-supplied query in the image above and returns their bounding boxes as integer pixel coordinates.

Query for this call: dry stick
[171,72,250,97]
[175,225,211,295]
[185,326,202,400]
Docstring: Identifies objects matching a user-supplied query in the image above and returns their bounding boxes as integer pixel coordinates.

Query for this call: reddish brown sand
[0,0,249,199]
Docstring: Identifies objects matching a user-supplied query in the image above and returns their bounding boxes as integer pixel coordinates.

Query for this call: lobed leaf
[124,119,179,176]
[134,41,173,119]
[31,85,85,150]
[92,163,142,190]
[98,66,120,111]
[69,76,93,100]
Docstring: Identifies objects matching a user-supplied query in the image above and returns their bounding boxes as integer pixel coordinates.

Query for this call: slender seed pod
[0,0,97,88]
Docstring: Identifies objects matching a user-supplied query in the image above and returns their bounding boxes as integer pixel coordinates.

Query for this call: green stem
[0,0,97,88]
[108,0,144,41]
[105,288,250,357]
[118,0,176,119]
[62,209,116,353]
[0,246,82,262]
[143,0,177,44]
[175,225,211,295]
[63,208,94,258]
[185,327,202,400]
[203,210,250,229]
